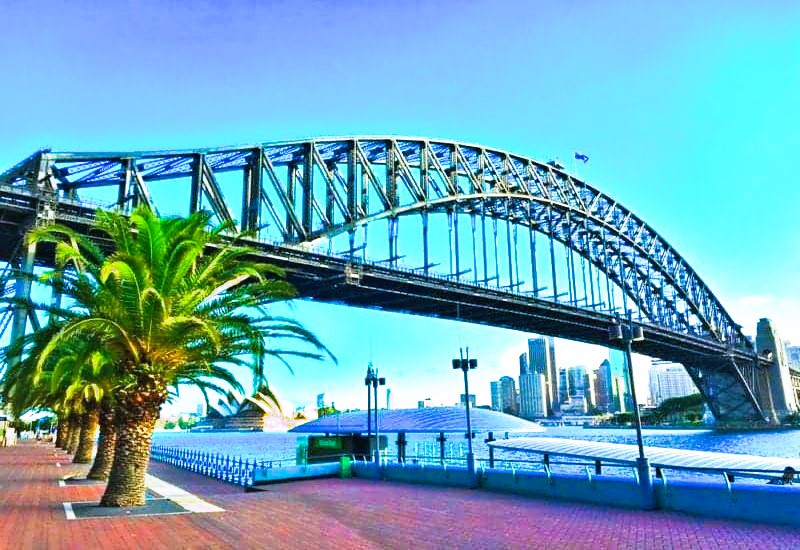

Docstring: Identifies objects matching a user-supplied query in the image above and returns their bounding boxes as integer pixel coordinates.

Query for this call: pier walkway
[2,442,799,549]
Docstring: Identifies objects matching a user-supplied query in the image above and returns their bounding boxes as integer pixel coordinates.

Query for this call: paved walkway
[2,442,800,549]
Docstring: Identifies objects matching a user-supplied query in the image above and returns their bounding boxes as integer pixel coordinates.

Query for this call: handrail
[150,444,349,487]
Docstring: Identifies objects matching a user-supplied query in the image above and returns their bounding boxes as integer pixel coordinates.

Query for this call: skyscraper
[558,368,570,404]
[519,371,547,419]
[527,337,558,416]
[548,337,559,414]
[785,342,800,370]
[608,349,632,412]
[491,381,502,411]
[491,376,518,415]
[568,366,587,398]
[648,361,698,406]
[595,359,614,412]
[519,352,529,375]
[528,338,548,374]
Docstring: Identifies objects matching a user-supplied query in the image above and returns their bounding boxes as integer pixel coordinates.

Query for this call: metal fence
[150,445,263,486]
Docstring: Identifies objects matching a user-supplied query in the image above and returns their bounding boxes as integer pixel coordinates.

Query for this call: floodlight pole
[453,347,477,480]
[609,319,655,510]
[365,363,373,440]
[367,366,385,464]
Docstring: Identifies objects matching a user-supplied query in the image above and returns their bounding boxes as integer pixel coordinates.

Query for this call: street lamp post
[364,363,374,441]
[609,320,655,510]
[452,347,477,480]
[365,364,385,463]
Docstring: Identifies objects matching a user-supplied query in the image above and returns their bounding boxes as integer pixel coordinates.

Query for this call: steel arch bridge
[0,137,784,424]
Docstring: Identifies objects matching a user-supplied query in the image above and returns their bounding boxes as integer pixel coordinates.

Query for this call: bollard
[396,432,407,463]
[437,432,447,464]
[485,432,495,468]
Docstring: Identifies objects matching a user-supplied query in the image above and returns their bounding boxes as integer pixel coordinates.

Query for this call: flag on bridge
[574,152,590,163]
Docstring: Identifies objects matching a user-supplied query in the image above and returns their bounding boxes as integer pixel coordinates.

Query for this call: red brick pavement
[2,442,800,549]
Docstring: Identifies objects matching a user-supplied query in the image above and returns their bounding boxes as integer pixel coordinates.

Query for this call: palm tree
[48,339,117,466]
[3,325,120,476]
[29,207,330,506]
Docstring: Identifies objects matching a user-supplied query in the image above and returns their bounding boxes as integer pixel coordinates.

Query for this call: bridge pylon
[755,318,798,422]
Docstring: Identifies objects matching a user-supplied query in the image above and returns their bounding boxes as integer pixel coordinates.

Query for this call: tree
[27,207,331,506]
[2,323,117,474]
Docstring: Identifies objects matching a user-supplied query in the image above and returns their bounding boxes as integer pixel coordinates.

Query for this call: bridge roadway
[0,184,772,423]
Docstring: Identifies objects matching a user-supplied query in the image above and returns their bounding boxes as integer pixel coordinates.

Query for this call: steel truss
[0,138,771,422]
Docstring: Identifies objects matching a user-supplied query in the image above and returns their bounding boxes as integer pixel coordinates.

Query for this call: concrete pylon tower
[756,318,798,421]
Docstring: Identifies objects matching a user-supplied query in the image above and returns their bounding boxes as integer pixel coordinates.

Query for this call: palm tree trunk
[73,409,99,464]
[100,400,160,506]
[55,418,66,449]
[66,416,81,454]
[87,401,116,480]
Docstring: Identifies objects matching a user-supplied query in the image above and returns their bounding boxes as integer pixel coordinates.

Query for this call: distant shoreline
[584,425,708,431]
[584,424,800,433]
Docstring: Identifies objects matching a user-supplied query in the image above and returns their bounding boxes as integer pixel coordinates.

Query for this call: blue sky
[2,1,799,414]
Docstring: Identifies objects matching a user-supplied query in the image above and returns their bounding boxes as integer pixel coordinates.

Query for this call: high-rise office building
[568,366,587,398]
[595,359,614,412]
[785,342,800,370]
[558,368,570,404]
[648,361,697,406]
[519,372,547,419]
[547,337,559,414]
[562,366,590,414]
[584,368,596,410]
[527,337,558,416]
[519,352,529,375]
[491,381,502,411]
[614,377,628,413]
[608,349,633,412]
[491,376,518,415]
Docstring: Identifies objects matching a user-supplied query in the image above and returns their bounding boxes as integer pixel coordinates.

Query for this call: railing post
[485,432,495,468]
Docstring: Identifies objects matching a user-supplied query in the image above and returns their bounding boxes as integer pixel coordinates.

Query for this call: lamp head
[608,324,623,341]
[468,359,478,370]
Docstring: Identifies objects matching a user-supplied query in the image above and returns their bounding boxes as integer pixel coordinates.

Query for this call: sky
[1,1,799,415]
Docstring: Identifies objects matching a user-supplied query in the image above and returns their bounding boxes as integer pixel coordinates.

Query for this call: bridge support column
[8,238,37,369]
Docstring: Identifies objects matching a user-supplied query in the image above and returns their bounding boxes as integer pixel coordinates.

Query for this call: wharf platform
[2,442,800,549]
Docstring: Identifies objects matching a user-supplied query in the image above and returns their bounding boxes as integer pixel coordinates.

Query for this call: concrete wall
[480,468,644,509]
[352,461,474,488]
[351,462,800,527]
[655,479,800,527]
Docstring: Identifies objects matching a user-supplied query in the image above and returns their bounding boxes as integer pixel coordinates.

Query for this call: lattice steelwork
[0,138,774,423]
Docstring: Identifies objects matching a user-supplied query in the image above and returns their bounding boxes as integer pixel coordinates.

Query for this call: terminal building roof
[290,406,543,434]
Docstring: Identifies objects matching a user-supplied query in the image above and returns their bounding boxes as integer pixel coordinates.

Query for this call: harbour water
[152,426,800,469]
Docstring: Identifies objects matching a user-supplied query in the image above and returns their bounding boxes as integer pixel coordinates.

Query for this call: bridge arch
[0,137,771,423]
